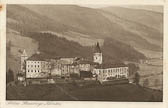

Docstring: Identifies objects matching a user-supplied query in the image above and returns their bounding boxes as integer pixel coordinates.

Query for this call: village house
[50,58,62,77]
[78,60,94,72]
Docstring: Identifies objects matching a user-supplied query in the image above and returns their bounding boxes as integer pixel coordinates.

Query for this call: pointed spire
[94,42,101,53]
[22,49,27,56]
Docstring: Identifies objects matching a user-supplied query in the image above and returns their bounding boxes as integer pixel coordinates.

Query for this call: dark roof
[95,63,127,69]
[79,60,95,64]
[94,42,101,53]
[27,53,46,61]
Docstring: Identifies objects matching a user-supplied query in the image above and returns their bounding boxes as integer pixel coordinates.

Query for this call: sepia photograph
[6,4,163,102]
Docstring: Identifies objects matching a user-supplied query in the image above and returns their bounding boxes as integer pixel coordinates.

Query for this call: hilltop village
[18,42,129,85]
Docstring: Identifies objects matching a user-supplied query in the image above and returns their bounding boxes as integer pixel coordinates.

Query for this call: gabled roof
[95,63,127,69]
[27,53,45,61]
[79,60,94,64]
[94,42,101,53]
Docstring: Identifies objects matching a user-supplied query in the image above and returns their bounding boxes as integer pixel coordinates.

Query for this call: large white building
[25,53,51,78]
[93,63,129,83]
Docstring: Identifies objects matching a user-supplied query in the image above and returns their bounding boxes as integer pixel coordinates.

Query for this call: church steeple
[94,42,101,53]
[93,42,102,64]
[21,49,27,57]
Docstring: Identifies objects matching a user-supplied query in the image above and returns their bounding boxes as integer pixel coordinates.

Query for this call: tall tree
[134,72,140,85]
[7,69,14,83]
[127,63,139,76]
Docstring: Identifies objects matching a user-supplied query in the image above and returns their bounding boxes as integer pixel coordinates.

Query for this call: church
[92,42,129,83]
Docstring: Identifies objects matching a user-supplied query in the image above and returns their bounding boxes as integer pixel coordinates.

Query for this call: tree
[143,79,149,87]
[7,69,14,84]
[134,72,140,85]
[127,63,139,76]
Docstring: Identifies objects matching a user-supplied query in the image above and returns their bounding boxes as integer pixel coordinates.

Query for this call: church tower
[93,42,102,64]
[21,49,28,73]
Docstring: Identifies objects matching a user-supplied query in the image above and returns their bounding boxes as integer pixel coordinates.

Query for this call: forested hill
[26,32,146,62]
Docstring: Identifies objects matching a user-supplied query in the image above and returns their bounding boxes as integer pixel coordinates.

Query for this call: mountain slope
[101,6,163,33]
[22,5,162,53]
[7,4,163,70]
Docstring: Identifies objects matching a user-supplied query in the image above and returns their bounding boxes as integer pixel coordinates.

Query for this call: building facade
[93,64,129,83]
[25,54,51,78]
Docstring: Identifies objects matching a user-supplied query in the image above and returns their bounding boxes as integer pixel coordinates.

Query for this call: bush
[80,71,93,78]
[70,73,80,79]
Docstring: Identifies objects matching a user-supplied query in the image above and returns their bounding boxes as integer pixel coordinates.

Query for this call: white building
[93,63,129,83]
[26,54,51,78]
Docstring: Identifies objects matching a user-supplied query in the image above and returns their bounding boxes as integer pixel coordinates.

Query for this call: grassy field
[7,83,162,101]
[138,58,163,90]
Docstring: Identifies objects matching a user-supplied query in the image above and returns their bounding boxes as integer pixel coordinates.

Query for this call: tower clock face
[94,53,102,63]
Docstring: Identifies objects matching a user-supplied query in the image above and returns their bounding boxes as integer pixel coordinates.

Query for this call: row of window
[98,68,128,73]
[27,70,41,73]
[27,65,40,68]
[27,61,41,64]
[106,71,127,76]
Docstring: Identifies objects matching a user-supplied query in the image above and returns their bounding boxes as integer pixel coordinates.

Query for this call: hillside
[101,6,163,33]
[23,5,163,53]
[7,5,163,56]
[6,5,163,75]
[27,32,145,62]
[6,83,162,101]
